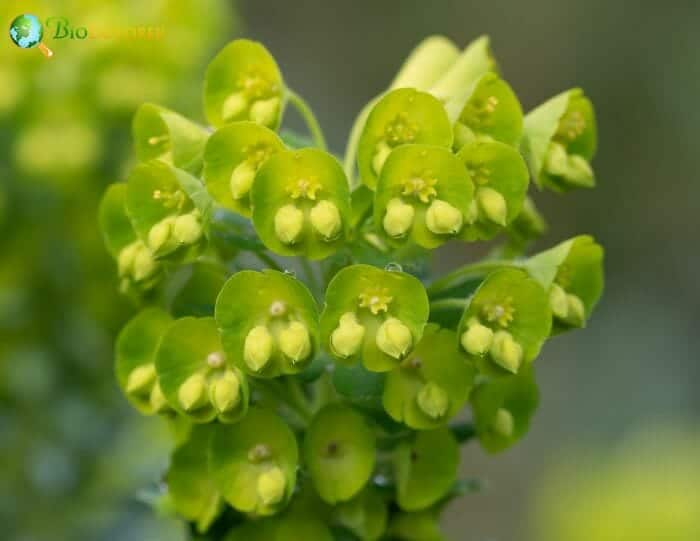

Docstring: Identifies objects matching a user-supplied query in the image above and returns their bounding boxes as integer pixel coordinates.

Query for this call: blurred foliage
[0,1,236,539]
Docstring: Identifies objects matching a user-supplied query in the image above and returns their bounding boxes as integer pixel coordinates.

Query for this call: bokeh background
[2,1,698,540]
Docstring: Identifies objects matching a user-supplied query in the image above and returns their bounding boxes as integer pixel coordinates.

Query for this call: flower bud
[278,321,312,363]
[173,213,203,245]
[210,370,241,413]
[149,381,169,413]
[117,242,139,276]
[372,140,392,176]
[330,312,365,358]
[126,363,156,395]
[132,245,159,282]
[222,92,249,122]
[178,373,209,411]
[425,199,463,235]
[244,325,274,371]
[257,466,286,506]
[477,187,507,226]
[460,321,494,355]
[230,160,257,200]
[549,283,569,319]
[249,97,280,127]
[492,407,514,438]
[383,198,415,238]
[545,142,594,187]
[309,200,342,240]
[376,317,412,359]
[489,331,523,374]
[148,216,175,252]
[274,204,304,245]
[416,381,449,419]
[566,294,586,327]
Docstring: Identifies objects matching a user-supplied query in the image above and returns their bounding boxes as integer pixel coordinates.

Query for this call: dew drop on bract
[385,262,403,273]
[283,268,296,278]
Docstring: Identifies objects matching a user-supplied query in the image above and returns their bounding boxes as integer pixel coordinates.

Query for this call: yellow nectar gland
[358,288,393,315]
[126,364,156,395]
[489,330,523,374]
[310,200,342,240]
[425,199,463,235]
[483,297,515,328]
[173,212,203,245]
[257,467,286,507]
[178,373,209,411]
[375,317,413,359]
[401,175,438,203]
[330,312,366,358]
[460,319,494,356]
[493,408,515,438]
[149,382,169,413]
[230,160,257,200]
[287,177,322,200]
[244,325,274,371]
[383,197,415,238]
[278,321,311,363]
[210,370,241,413]
[477,187,507,226]
[274,204,304,245]
[416,381,449,420]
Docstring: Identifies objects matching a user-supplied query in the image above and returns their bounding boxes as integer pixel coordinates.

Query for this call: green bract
[209,408,298,516]
[522,88,597,192]
[389,510,446,541]
[171,262,228,318]
[304,404,376,504]
[471,366,539,452]
[203,122,284,217]
[383,325,475,429]
[358,88,453,189]
[457,268,551,376]
[251,148,351,259]
[374,145,474,248]
[457,140,530,240]
[334,488,388,541]
[204,39,285,129]
[320,264,430,372]
[215,269,319,377]
[156,316,249,423]
[115,307,173,415]
[133,103,210,175]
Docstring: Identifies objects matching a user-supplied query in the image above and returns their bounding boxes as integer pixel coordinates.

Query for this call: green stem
[253,251,284,272]
[343,99,374,185]
[287,89,327,151]
[427,259,517,297]
[284,377,313,422]
[299,257,321,298]
[429,298,469,312]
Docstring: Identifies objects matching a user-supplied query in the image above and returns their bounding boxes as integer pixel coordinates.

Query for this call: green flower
[215,270,320,378]
[204,39,285,129]
[358,89,453,189]
[383,325,475,429]
[251,148,351,259]
[155,316,249,423]
[457,268,551,376]
[471,365,539,452]
[522,88,597,192]
[320,264,430,372]
[373,144,474,248]
[203,121,285,217]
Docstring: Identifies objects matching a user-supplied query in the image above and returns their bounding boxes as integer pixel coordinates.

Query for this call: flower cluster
[100,35,604,540]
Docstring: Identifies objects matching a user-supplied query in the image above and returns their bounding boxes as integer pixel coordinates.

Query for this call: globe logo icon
[9,13,54,57]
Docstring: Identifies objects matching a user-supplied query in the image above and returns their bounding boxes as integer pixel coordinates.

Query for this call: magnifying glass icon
[9,14,54,58]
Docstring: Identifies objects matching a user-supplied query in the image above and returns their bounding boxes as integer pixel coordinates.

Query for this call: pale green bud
[549,283,569,319]
[178,373,209,412]
[148,216,175,252]
[309,200,342,240]
[425,199,463,235]
[132,244,159,282]
[274,204,304,245]
[383,197,415,238]
[173,213,203,245]
[230,160,257,200]
[278,321,311,363]
[126,363,156,395]
[372,140,392,176]
[222,92,249,122]
[117,242,139,276]
[149,381,169,413]
[545,142,594,188]
[416,381,449,420]
[566,294,586,327]
[330,312,365,358]
[257,466,286,506]
[210,370,241,413]
[477,187,507,226]
[489,331,523,374]
[249,97,280,127]
[376,317,413,359]
[460,321,494,355]
[492,407,514,438]
[244,325,274,372]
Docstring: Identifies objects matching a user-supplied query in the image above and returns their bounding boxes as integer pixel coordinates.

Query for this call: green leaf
[304,404,376,504]
[394,428,459,511]
[209,407,298,516]
[383,325,475,430]
[334,488,388,541]
[171,262,228,318]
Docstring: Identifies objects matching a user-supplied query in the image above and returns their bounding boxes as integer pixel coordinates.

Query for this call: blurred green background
[2,1,698,540]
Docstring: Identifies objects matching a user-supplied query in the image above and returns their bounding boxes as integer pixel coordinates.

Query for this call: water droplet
[385,262,403,273]
[283,269,296,278]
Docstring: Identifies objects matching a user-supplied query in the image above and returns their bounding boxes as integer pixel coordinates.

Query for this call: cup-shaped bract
[374,145,474,248]
[115,307,173,415]
[155,316,249,423]
[303,404,376,504]
[383,325,475,430]
[358,89,453,189]
[470,365,539,453]
[334,488,388,541]
[99,183,162,293]
[126,161,210,261]
[457,268,551,377]
[320,264,430,372]
[457,140,530,241]
[133,103,210,175]
[251,148,351,259]
[203,122,285,217]
[390,36,460,92]
[209,408,298,516]
[215,270,320,378]
[171,262,228,319]
[204,39,285,129]
[522,88,597,192]
[524,235,604,334]
[395,428,459,511]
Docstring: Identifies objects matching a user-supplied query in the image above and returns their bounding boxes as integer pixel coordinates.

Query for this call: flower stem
[429,298,469,312]
[253,251,284,272]
[427,259,517,297]
[287,89,327,151]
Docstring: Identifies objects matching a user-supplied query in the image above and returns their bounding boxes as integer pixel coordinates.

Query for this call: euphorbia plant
[100,35,604,540]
